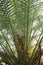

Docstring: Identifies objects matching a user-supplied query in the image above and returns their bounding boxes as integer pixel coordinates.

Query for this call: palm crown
[0,0,43,65]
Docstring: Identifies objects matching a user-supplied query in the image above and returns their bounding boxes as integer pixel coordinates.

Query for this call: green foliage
[0,0,43,65]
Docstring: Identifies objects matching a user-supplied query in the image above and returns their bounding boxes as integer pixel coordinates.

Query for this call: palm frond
[0,0,43,65]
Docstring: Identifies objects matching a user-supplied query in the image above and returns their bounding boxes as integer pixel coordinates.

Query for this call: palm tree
[0,0,43,65]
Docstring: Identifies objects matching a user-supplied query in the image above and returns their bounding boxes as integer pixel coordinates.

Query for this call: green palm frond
[0,0,43,65]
